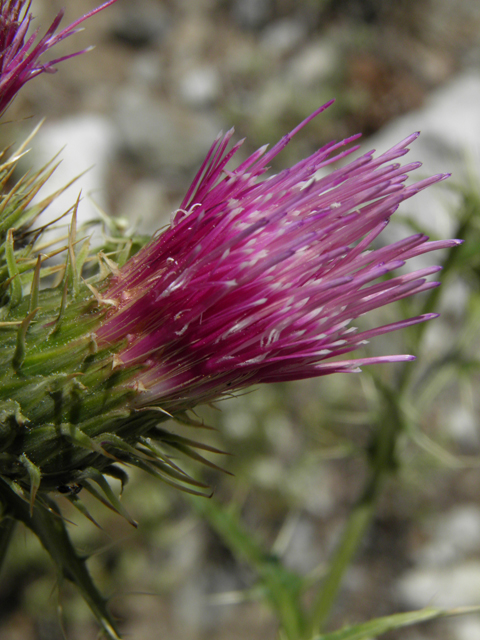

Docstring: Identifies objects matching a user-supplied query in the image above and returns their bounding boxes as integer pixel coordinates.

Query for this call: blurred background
[2,0,480,638]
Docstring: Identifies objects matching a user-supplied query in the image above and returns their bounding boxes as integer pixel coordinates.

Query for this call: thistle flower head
[0,99,462,640]
[0,0,117,114]
[96,102,460,413]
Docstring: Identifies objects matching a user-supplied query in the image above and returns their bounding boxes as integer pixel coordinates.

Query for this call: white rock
[260,19,307,56]
[396,561,480,608]
[29,114,115,243]
[115,88,222,171]
[117,179,171,234]
[452,617,480,640]
[417,505,480,566]
[442,405,480,450]
[367,72,480,239]
[287,40,337,87]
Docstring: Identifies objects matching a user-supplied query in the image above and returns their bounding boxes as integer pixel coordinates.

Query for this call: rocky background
[2,0,480,639]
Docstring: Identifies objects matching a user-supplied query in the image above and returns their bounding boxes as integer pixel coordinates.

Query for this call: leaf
[81,467,137,528]
[313,606,480,640]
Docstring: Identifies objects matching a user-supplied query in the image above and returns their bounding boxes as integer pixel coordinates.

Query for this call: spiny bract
[0,104,459,511]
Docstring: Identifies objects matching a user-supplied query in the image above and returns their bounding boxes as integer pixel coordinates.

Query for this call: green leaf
[81,466,137,528]
[313,606,480,640]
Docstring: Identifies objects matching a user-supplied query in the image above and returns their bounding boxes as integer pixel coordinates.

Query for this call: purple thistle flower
[0,0,117,114]
[97,102,460,413]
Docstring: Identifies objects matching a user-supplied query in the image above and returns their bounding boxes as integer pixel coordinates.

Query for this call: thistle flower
[96,102,460,413]
[0,101,460,639]
[0,0,117,114]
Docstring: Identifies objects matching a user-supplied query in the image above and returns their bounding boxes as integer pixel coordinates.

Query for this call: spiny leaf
[102,465,129,493]
[66,493,102,529]
[28,255,42,313]
[153,431,233,476]
[0,482,122,640]
[130,457,212,497]
[81,475,137,528]
[59,423,114,460]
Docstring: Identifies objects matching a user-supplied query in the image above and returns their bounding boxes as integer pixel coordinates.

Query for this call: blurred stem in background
[308,196,472,635]
[192,192,474,640]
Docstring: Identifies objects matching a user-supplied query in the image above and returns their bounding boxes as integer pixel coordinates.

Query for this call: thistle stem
[308,387,404,636]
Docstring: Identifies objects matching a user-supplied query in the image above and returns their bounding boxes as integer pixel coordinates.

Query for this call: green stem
[308,387,404,636]
[0,481,122,640]
[191,494,306,640]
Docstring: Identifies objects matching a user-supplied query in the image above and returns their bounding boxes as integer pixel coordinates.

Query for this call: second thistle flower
[96,102,460,413]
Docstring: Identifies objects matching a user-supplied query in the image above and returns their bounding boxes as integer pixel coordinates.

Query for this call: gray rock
[130,52,164,89]
[453,617,480,640]
[396,561,480,608]
[396,505,480,610]
[117,179,171,234]
[112,0,170,48]
[178,66,221,108]
[367,72,480,239]
[115,88,223,173]
[260,19,307,56]
[287,40,337,87]
[278,515,323,575]
[417,505,480,567]
[232,0,272,29]
[441,405,480,450]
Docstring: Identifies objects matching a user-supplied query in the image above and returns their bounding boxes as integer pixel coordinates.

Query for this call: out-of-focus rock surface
[369,72,480,239]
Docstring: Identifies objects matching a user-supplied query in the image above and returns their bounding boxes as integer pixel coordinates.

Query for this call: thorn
[99,251,121,277]
[6,229,22,308]
[50,278,68,335]
[136,405,173,418]
[111,353,124,370]
[29,254,43,314]
[68,193,81,296]
[84,280,118,308]
[13,308,39,371]
[89,332,98,354]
